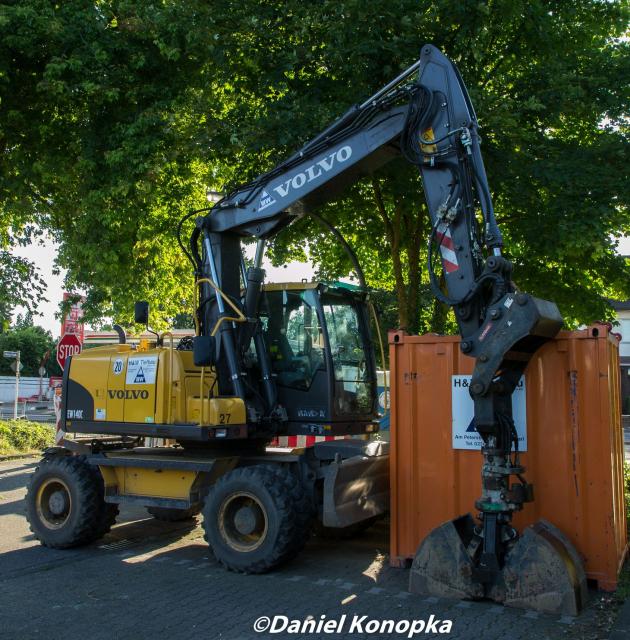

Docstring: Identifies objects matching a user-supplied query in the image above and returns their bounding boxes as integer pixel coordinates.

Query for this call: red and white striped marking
[268,435,355,448]
[436,223,459,273]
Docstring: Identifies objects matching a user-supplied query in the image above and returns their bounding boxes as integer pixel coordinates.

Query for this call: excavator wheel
[202,464,311,573]
[26,454,114,549]
[87,464,119,537]
[266,464,315,555]
[146,506,200,522]
[96,502,119,537]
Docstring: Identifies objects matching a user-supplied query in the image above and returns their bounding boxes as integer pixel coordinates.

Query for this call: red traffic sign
[57,333,82,371]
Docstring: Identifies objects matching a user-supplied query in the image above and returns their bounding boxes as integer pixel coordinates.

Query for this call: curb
[0,453,39,462]
[609,598,630,640]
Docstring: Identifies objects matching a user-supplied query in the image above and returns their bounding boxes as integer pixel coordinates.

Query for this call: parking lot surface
[0,457,618,640]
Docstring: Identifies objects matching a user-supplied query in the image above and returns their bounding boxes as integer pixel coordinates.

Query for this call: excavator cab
[250,281,379,438]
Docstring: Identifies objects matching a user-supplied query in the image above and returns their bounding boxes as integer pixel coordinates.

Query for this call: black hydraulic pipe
[244,265,277,413]
[308,211,367,290]
[202,232,246,399]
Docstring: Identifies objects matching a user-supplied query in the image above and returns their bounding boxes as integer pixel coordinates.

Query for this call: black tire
[315,516,380,540]
[84,462,118,537]
[146,506,200,522]
[96,503,120,537]
[266,465,314,555]
[202,464,310,573]
[26,455,112,549]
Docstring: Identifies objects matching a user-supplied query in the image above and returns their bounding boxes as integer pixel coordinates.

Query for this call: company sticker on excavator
[451,375,527,451]
[125,356,157,385]
[258,190,276,212]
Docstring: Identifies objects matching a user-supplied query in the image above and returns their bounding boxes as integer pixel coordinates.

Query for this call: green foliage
[624,461,630,530]
[221,0,630,331]
[0,251,46,330]
[0,322,61,376]
[0,0,214,328]
[0,420,54,456]
[0,1,628,333]
[619,461,630,601]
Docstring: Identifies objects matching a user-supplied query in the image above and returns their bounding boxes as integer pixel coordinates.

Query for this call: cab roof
[262,280,367,294]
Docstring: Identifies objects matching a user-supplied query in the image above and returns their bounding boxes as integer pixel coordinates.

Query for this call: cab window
[261,290,326,390]
[321,294,373,416]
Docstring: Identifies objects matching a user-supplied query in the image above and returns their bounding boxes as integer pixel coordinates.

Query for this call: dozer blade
[493,519,588,616]
[409,515,484,600]
[410,517,587,616]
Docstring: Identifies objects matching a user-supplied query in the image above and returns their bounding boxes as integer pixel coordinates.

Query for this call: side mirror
[134,301,149,325]
[193,335,216,367]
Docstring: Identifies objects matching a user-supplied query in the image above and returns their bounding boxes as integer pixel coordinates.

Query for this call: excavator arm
[187,45,584,613]
[191,46,508,400]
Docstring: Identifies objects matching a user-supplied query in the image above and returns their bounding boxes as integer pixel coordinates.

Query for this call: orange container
[389,324,628,590]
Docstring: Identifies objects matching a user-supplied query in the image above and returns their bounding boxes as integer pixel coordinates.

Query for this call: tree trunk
[372,177,409,331]
[403,205,424,335]
[430,274,450,333]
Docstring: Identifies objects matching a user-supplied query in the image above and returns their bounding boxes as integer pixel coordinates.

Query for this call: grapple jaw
[497,519,588,615]
[409,515,484,600]
[409,515,588,616]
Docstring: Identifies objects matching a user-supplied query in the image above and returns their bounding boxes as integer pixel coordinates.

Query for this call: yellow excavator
[27,45,585,614]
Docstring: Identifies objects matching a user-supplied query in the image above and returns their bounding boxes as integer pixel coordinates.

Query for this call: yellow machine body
[98,465,198,500]
[63,342,246,437]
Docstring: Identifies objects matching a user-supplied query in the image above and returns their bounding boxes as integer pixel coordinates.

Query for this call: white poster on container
[126,356,158,385]
[451,375,527,451]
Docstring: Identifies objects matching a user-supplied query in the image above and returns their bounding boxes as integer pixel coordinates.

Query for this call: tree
[1,0,217,328]
[0,321,61,376]
[197,0,630,331]
[1,0,628,333]
[0,251,46,331]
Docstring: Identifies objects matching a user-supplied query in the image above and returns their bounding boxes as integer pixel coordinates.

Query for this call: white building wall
[0,376,50,404]
[616,310,630,358]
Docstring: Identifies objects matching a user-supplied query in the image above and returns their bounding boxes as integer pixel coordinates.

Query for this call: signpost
[60,292,85,342]
[3,350,21,419]
[56,333,82,371]
[56,293,85,371]
[55,293,85,443]
[38,366,46,401]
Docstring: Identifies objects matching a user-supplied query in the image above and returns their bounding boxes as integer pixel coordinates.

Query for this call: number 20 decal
[112,358,124,375]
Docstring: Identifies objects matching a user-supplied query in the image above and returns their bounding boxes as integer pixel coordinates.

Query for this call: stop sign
[57,333,82,371]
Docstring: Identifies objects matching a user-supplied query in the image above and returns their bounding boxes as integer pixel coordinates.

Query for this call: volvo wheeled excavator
[27,45,585,614]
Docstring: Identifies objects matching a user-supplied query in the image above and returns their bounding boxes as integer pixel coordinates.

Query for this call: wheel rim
[35,477,72,530]
[218,491,268,552]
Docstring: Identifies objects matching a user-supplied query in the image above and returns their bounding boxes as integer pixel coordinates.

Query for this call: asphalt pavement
[0,457,621,640]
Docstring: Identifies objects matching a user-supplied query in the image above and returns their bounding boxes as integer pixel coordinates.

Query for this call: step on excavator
[27,45,586,615]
